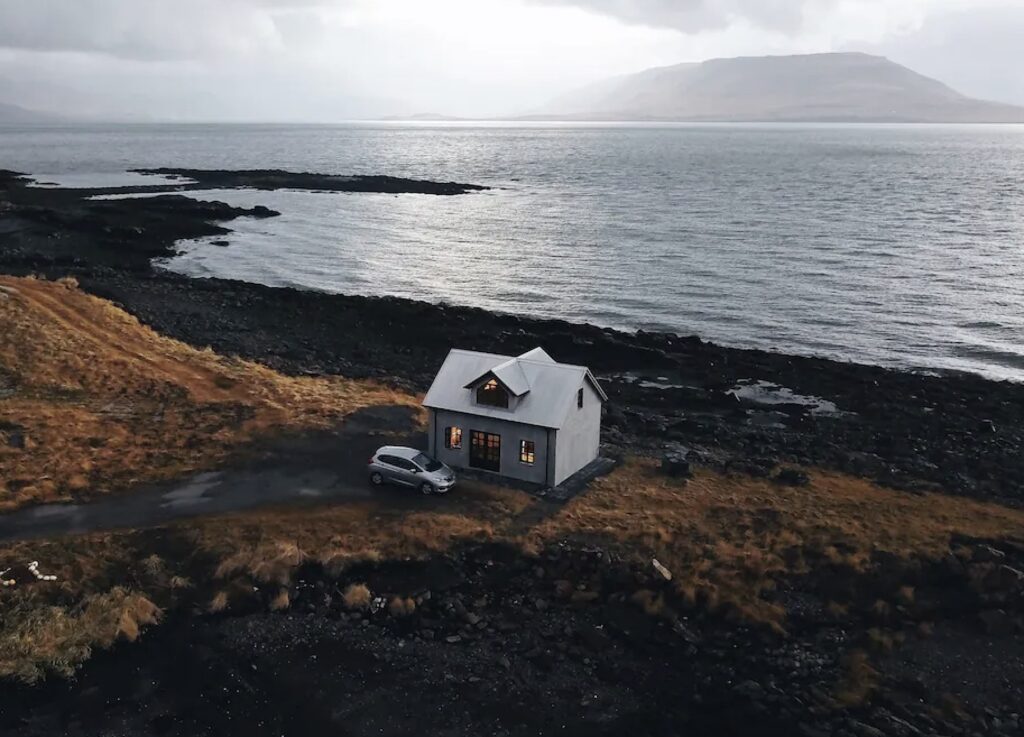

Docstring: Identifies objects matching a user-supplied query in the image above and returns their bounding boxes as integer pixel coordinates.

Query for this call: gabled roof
[423,347,606,429]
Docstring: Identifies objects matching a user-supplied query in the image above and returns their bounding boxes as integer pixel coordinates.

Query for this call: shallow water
[2,121,1023,379]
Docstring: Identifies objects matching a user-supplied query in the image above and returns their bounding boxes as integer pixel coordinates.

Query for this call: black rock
[660,453,692,478]
[775,468,811,486]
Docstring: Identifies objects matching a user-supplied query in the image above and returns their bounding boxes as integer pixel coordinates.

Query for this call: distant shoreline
[4,118,1024,127]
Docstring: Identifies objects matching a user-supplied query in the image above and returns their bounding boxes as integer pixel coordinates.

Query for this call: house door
[469,430,501,472]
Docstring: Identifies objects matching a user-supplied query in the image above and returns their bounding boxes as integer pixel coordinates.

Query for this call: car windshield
[412,452,443,472]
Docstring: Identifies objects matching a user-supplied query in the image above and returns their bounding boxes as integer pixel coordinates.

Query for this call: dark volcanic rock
[132,167,490,195]
[774,468,811,486]
[659,451,692,478]
[0,172,282,271]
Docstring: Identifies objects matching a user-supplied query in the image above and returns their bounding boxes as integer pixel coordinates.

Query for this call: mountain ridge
[531,52,1024,123]
[0,100,63,124]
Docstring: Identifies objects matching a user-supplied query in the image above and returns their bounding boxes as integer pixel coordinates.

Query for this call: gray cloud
[531,0,820,33]
[0,0,334,60]
[867,4,1024,105]
[1,0,1020,121]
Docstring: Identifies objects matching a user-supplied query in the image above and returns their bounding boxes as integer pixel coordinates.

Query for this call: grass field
[0,275,418,511]
[2,275,1024,683]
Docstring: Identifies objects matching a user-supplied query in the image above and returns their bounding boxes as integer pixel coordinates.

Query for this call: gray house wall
[428,408,552,485]
[552,381,602,486]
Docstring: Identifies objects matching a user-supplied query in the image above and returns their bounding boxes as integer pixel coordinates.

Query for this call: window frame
[577,387,584,409]
[444,426,463,449]
[519,439,536,465]
[470,430,502,472]
[476,378,509,408]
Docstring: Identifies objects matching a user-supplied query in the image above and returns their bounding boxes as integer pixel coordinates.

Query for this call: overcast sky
[0,0,1021,121]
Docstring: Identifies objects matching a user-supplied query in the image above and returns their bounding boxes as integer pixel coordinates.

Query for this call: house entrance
[469,430,501,472]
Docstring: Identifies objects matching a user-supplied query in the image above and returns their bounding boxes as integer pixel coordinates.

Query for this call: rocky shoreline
[3,168,1024,505]
[2,168,1024,736]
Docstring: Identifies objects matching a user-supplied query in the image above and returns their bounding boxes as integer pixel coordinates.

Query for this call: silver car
[368,445,456,495]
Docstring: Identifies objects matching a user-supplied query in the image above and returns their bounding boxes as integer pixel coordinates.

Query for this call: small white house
[422,347,607,486]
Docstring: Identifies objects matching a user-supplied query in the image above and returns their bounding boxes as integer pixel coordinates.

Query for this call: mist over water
[3,122,1024,379]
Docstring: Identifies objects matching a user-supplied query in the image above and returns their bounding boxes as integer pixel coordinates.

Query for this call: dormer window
[476,378,509,408]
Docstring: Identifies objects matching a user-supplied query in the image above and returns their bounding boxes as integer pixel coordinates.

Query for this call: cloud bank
[0,0,1020,120]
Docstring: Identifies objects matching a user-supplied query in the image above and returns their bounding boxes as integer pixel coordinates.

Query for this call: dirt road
[0,405,425,541]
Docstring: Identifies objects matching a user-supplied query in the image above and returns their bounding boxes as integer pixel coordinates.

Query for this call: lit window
[520,439,535,465]
[477,378,509,408]
[577,387,584,409]
[445,427,462,449]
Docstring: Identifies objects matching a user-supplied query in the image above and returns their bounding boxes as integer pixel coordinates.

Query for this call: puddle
[728,380,844,416]
[30,171,196,189]
[30,504,82,519]
[607,371,693,390]
[161,472,221,507]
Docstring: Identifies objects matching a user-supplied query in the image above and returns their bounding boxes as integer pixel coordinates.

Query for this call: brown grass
[388,596,417,617]
[342,584,372,610]
[834,650,879,706]
[190,480,528,583]
[4,276,1024,685]
[0,473,530,682]
[269,589,290,611]
[531,458,1024,629]
[0,587,160,683]
[208,591,229,613]
[0,275,419,511]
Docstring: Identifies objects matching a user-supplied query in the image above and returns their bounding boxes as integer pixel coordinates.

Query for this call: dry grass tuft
[208,591,229,614]
[0,587,161,683]
[191,484,520,588]
[835,650,879,706]
[388,596,417,618]
[0,275,419,511]
[269,589,291,612]
[343,584,372,611]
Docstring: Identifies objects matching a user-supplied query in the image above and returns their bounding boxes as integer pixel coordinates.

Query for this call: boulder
[659,452,692,478]
[972,544,1007,563]
[979,609,1018,636]
[775,468,810,486]
[733,680,766,701]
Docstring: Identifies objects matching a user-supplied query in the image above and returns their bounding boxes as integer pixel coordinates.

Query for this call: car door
[390,457,419,486]
[378,455,407,485]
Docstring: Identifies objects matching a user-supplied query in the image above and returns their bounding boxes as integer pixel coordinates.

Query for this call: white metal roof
[423,347,607,429]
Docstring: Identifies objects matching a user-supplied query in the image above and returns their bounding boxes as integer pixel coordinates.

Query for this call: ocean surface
[2,122,1023,380]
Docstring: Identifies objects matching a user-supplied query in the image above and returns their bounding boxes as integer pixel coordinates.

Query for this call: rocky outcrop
[132,168,489,195]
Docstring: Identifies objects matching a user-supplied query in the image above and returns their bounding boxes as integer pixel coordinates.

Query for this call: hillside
[535,52,1024,123]
[0,101,59,124]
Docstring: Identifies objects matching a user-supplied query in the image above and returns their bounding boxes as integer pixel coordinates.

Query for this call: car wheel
[420,482,434,495]
[370,472,384,486]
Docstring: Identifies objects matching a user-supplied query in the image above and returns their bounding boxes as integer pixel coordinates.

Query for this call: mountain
[534,53,1024,123]
[0,100,62,124]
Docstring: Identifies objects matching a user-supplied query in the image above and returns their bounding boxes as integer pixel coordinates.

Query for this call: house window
[445,426,462,449]
[519,439,536,465]
[476,378,509,408]
[577,387,584,409]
